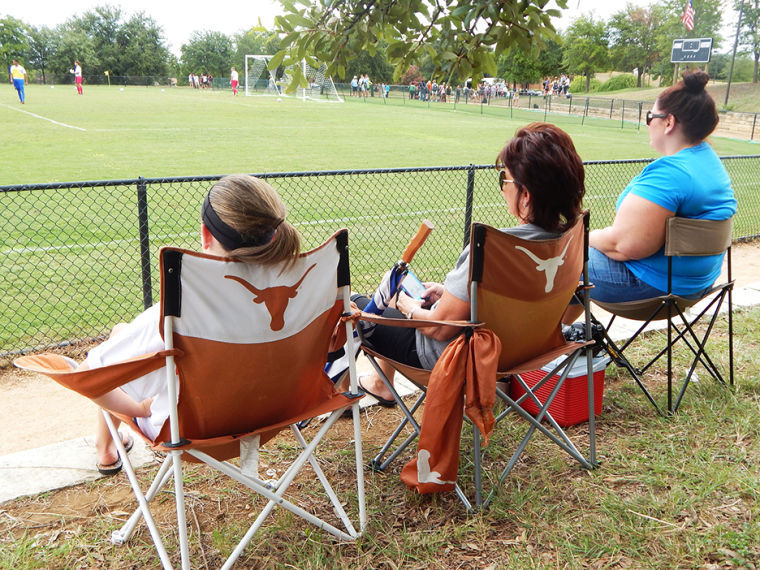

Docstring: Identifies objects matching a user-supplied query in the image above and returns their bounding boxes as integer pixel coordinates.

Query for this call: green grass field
[3,84,759,184]
[2,85,759,354]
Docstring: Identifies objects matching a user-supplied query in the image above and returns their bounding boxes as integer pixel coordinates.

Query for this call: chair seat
[593,295,699,321]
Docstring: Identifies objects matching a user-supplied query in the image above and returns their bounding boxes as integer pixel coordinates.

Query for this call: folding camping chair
[591,216,734,414]
[14,229,366,570]
[361,212,598,511]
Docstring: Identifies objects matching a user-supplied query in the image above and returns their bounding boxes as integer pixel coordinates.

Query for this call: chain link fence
[2,157,759,359]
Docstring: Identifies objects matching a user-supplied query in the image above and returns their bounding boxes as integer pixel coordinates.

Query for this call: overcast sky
[3,0,737,56]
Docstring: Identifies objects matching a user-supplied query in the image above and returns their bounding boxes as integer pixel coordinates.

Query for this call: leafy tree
[608,4,665,87]
[736,0,760,82]
[180,30,234,76]
[498,37,564,87]
[562,15,609,92]
[0,16,30,70]
[399,64,423,84]
[49,27,98,78]
[115,13,169,76]
[68,5,123,74]
[345,43,395,83]
[272,0,567,91]
[26,25,58,83]
[234,29,281,70]
[651,0,724,84]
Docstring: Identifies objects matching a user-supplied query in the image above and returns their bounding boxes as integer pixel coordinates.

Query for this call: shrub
[569,75,601,93]
[598,74,637,92]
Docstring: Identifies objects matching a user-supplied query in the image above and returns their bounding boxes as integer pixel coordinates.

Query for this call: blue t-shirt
[620,142,736,294]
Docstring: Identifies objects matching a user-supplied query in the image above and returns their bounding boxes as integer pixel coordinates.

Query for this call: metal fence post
[582,97,589,126]
[463,164,475,248]
[621,100,625,129]
[752,113,757,141]
[609,99,614,119]
[136,177,153,310]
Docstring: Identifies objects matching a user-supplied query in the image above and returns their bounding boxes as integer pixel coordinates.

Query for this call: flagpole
[725,0,745,106]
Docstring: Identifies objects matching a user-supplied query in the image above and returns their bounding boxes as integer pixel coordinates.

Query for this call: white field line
[3,104,87,131]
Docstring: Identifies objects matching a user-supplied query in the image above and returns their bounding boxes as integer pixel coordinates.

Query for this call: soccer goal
[244,55,283,97]
[282,60,343,103]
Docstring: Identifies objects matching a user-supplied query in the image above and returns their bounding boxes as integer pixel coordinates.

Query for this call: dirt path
[2,241,759,456]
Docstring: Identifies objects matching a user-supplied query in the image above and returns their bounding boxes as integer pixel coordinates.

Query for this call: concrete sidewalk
[2,282,759,505]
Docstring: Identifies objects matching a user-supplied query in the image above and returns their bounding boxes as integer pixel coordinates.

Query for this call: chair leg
[102,412,173,568]
[592,313,663,415]
[369,391,424,471]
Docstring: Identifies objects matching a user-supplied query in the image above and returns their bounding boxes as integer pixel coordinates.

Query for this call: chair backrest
[469,215,586,372]
[155,230,350,445]
[664,216,733,257]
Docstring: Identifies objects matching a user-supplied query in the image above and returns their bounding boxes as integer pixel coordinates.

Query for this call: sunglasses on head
[646,110,669,126]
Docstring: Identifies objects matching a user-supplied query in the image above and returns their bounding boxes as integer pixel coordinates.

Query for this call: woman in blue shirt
[587,70,736,303]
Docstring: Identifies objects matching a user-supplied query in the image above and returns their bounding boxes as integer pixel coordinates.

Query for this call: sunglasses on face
[646,110,669,126]
[498,169,515,190]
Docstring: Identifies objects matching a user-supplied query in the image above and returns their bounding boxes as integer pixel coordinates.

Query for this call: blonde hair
[206,174,300,265]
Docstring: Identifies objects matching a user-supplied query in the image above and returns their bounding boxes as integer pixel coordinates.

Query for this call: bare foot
[358,373,394,403]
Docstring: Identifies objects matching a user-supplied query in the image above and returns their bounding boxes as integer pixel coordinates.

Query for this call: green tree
[651,0,724,84]
[115,13,169,76]
[26,25,58,83]
[0,16,30,71]
[736,0,760,82]
[608,4,665,87]
[180,31,234,76]
[562,15,609,92]
[345,43,394,83]
[49,27,98,78]
[498,37,564,87]
[272,0,567,91]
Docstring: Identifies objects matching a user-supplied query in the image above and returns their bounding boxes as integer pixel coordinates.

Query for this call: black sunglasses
[646,110,669,126]
[498,169,516,189]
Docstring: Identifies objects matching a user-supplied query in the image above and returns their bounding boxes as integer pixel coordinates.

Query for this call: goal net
[244,55,282,97]
[282,60,343,103]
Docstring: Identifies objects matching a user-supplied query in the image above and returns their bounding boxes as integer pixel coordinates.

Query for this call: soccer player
[9,59,27,104]
[230,67,239,95]
[70,61,83,95]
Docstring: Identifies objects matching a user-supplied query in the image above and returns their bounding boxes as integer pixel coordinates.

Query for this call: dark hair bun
[682,69,709,94]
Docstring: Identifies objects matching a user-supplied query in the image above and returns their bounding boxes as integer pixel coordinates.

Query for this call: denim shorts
[586,248,709,303]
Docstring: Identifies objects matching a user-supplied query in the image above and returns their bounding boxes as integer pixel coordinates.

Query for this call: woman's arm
[589,193,673,261]
[92,390,153,418]
[396,289,470,341]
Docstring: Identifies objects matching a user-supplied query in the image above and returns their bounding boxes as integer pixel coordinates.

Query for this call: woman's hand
[421,282,444,307]
[138,397,154,418]
[396,292,423,317]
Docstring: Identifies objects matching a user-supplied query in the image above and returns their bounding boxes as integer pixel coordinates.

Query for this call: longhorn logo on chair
[514,236,573,293]
[224,264,317,331]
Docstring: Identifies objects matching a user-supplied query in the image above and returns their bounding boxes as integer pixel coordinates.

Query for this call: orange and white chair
[15,229,365,569]
[361,213,598,510]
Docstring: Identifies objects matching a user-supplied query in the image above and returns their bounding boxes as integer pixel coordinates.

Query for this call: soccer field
[2,85,759,354]
[3,84,758,184]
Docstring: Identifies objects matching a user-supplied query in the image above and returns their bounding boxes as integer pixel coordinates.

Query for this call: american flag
[681,0,695,31]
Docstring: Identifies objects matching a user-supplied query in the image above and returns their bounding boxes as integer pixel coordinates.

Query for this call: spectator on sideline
[353,123,585,404]
[230,67,239,95]
[351,75,358,96]
[9,59,27,104]
[576,70,736,310]
[70,61,83,95]
[80,175,302,475]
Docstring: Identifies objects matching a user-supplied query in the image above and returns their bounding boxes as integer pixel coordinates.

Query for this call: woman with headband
[80,174,301,475]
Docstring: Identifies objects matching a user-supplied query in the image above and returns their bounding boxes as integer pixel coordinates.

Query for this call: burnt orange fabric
[400,328,500,493]
[13,351,181,399]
